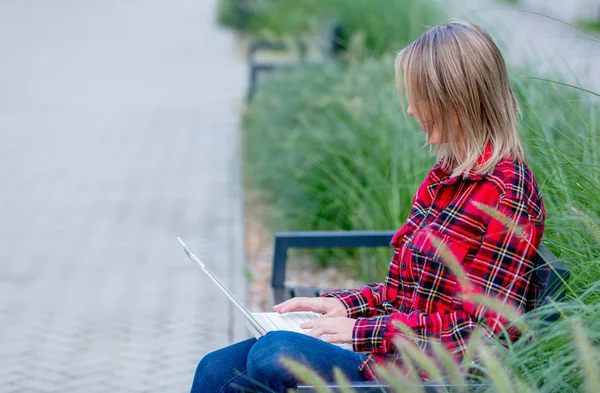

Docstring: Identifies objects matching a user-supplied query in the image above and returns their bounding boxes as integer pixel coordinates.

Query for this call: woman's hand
[300,316,356,343]
[273,297,347,317]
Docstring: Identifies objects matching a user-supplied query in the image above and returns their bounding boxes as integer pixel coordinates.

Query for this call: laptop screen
[177,237,266,335]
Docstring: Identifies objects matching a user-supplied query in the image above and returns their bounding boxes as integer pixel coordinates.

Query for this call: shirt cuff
[321,289,371,319]
[352,315,391,354]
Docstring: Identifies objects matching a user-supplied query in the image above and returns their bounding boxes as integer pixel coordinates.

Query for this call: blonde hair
[395,20,525,178]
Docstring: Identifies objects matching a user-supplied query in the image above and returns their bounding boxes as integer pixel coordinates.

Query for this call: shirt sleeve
[320,283,385,319]
[351,194,544,357]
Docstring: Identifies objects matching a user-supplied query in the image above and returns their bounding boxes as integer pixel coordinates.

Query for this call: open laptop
[177,237,352,350]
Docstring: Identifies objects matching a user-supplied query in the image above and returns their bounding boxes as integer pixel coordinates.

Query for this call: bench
[229,0,346,100]
[271,230,570,392]
[246,19,345,101]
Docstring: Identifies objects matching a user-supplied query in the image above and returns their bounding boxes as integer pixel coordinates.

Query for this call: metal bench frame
[270,230,570,392]
[246,20,345,101]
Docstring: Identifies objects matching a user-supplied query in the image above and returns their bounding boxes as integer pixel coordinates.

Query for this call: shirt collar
[429,142,494,185]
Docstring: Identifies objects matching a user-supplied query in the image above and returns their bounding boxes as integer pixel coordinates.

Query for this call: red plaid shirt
[322,151,545,381]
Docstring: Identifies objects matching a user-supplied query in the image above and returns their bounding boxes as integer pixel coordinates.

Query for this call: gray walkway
[454,0,600,92]
[0,0,247,392]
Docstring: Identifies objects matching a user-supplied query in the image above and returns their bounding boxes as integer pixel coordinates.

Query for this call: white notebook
[177,237,352,351]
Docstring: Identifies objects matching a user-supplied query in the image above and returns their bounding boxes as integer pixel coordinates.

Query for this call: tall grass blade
[572,321,600,393]
[570,206,600,247]
[281,357,332,393]
[428,340,466,392]
[373,365,420,393]
[392,320,419,345]
[521,76,600,98]
[478,345,514,393]
[427,234,472,291]
[471,202,527,239]
[461,293,527,334]
[332,368,356,393]
[392,338,444,382]
[462,327,487,369]
[397,346,426,393]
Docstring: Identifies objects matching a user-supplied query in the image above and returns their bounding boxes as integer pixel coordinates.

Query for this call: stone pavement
[0,0,247,392]
[452,0,600,92]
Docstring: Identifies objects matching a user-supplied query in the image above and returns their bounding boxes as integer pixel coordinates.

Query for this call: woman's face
[406,104,443,144]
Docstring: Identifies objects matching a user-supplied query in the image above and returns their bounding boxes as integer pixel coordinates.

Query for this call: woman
[191,20,545,392]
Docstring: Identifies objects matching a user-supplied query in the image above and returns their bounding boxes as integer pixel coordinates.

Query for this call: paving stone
[0,0,246,392]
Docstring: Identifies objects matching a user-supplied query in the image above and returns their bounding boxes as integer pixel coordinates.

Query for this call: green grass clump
[236,3,600,392]
[244,57,434,280]
[510,76,600,296]
[575,19,600,33]
[244,54,600,290]
[216,0,237,29]
[218,0,444,57]
[505,290,600,392]
[237,3,600,391]
[280,300,600,392]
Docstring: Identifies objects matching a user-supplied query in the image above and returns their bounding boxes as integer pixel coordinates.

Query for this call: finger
[300,315,326,329]
[300,321,314,329]
[307,325,325,338]
[308,321,338,338]
[273,298,305,313]
[273,298,296,310]
[320,334,343,343]
[278,298,319,314]
[300,316,324,329]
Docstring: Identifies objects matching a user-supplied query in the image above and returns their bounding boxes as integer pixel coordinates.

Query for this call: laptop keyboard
[263,312,354,350]
[265,312,319,333]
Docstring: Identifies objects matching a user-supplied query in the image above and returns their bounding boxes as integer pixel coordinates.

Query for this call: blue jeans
[191,331,368,393]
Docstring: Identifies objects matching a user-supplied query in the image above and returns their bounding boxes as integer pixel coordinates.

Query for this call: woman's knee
[192,351,220,387]
[246,331,303,383]
[191,339,256,393]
